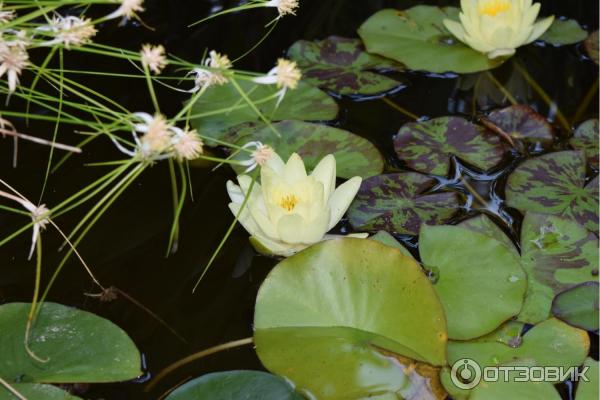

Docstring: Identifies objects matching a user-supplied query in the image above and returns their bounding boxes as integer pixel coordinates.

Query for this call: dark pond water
[0,0,598,399]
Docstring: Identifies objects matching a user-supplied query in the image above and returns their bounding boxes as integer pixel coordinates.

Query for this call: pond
[0,0,598,399]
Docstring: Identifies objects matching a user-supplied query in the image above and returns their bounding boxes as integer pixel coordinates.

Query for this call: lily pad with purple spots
[506,151,599,234]
[569,119,599,168]
[190,80,338,141]
[552,282,599,331]
[347,172,460,235]
[358,7,503,73]
[231,120,384,179]
[584,30,599,65]
[518,213,599,324]
[394,116,509,176]
[287,36,404,96]
[484,105,554,145]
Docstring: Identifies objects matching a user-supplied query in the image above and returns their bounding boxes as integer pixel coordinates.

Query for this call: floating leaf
[394,117,508,176]
[505,151,599,234]
[164,371,302,400]
[576,358,599,400]
[0,383,81,400]
[552,282,599,331]
[347,172,460,235]
[369,231,414,258]
[419,225,526,340]
[518,213,599,324]
[190,80,338,141]
[287,36,403,95]
[484,105,554,145]
[469,367,562,400]
[231,120,384,179]
[570,119,599,168]
[254,238,448,398]
[441,318,590,396]
[584,30,599,65]
[458,214,519,258]
[0,302,141,383]
[540,18,588,45]
[358,7,503,73]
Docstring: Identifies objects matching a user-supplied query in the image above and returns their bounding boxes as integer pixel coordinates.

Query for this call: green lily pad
[570,119,599,168]
[394,117,508,176]
[164,370,302,400]
[540,18,588,46]
[231,120,384,179]
[584,30,599,65]
[0,383,81,400]
[441,318,590,396]
[190,80,338,141]
[0,302,141,383]
[552,282,599,331]
[470,369,562,400]
[505,151,599,234]
[519,213,599,324]
[419,225,526,340]
[484,105,554,144]
[347,172,460,235]
[576,358,599,400]
[254,238,448,398]
[287,36,404,95]
[358,7,503,73]
[369,231,413,258]
[458,215,519,258]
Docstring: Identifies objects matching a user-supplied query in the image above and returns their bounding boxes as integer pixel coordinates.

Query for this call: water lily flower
[140,44,167,74]
[227,152,365,256]
[105,0,145,20]
[264,0,299,18]
[443,0,554,59]
[38,15,97,49]
[253,58,301,105]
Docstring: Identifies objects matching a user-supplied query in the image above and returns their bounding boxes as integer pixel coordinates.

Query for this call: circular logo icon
[450,358,482,390]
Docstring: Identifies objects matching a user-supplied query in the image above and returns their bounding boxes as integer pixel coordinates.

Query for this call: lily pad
[570,119,599,168]
[470,368,562,400]
[552,282,599,331]
[190,80,338,141]
[0,383,81,400]
[254,238,448,398]
[484,105,554,144]
[505,151,599,234]
[458,215,519,258]
[584,30,599,65]
[369,231,414,258]
[419,225,526,340]
[0,302,141,383]
[393,117,508,176]
[231,120,384,179]
[287,36,403,95]
[358,7,503,73]
[347,172,460,235]
[540,18,588,46]
[519,213,599,324]
[576,358,599,400]
[164,370,302,400]
[441,318,590,396]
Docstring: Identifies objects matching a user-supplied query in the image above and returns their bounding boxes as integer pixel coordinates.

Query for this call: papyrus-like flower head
[40,15,97,49]
[443,0,554,59]
[265,0,299,18]
[105,0,145,20]
[227,152,363,256]
[0,42,29,93]
[140,44,167,74]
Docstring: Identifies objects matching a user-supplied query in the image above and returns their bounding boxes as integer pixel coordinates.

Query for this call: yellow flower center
[478,0,511,16]
[279,194,299,212]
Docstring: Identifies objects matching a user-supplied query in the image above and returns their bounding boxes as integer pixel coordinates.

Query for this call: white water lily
[443,0,554,59]
[227,152,365,256]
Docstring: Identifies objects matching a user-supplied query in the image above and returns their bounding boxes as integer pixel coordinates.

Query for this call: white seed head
[265,0,299,17]
[138,114,172,155]
[47,15,97,49]
[109,0,145,19]
[141,44,167,74]
[173,129,203,161]
[30,204,50,230]
[273,58,301,89]
[252,143,274,166]
[0,3,15,24]
[0,43,29,92]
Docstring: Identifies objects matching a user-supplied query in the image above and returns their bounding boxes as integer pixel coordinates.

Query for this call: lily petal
[327,176,362,230]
